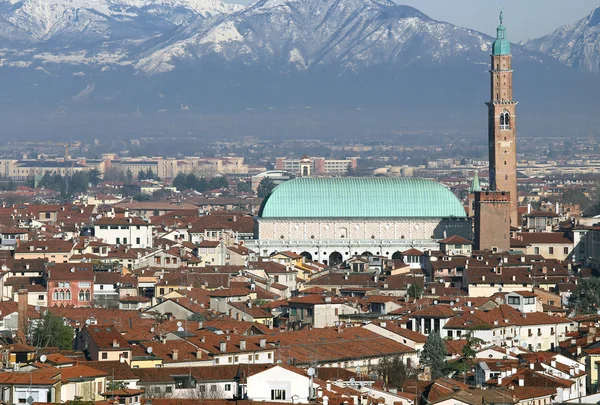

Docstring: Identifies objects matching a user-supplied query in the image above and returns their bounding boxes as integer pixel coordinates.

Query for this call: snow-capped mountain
[521,6,600,74]
[136,0,497,74]
[0,0,240,44]
[1,0,599,130]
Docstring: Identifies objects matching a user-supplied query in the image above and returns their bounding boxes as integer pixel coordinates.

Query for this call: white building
[94,216,153,248]
[251,178,471,265]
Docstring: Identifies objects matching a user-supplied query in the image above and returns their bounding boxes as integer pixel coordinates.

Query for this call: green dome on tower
[492,11,511,56]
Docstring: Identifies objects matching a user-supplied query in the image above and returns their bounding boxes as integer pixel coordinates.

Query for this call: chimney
[323,396,329,405]
[220,341,227,352]
[326,380,332,392]
[240,340,247,351]
[113,339,119,348]
[529,363,534,370]
[551,360,557,368]
[196,349,202,359]
[172,349,179,361]
[498,377,503,385]
[17,289,28,343]
[518,377,524,387]
[588,333,595,345]
[259,338,266,348]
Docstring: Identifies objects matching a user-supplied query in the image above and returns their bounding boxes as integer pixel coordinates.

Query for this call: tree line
[172,173,229,192]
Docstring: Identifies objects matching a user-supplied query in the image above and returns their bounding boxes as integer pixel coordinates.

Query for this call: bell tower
[486,11,518,226]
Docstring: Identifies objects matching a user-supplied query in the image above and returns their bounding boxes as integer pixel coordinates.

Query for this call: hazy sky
[224,0,600,41]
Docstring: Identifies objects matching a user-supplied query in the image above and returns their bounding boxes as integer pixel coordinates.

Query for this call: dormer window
[500,110,511,130]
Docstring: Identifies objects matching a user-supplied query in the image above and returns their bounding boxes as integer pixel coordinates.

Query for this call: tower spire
[469,172,481,193]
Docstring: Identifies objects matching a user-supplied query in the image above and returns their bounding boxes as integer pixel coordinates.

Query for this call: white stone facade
[251,217,471,263]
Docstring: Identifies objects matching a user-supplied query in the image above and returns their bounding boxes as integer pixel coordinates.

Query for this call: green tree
[173,173,188,191]
[126,168,133,184]
[407,283,423,299]
[209,176,228,190]
[562,187,591,210]
[188,313,206,322]
[70,171,90,194]
[452,330,485,383]
[88,169,102,186]
[376,355,416,388]
[32,311,74,350]
[420,331,448,379]
[237,179,253,193]
[186,174,207,192]
[146,169,156,180]
[257,177,276,198]
[568,278,600,314]
[138,169,147,181]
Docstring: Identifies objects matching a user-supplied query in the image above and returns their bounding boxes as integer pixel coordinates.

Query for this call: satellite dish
[177,321,183,327]
[85,319,91,325]
[147,347,153,354]
[456,298,460,302]
[433,300,438,305]
[498,287,503,292]
[150,327,155,333]
[450,302,454,307]
[276,359,282,364]
[356,366,361,374]
[40,355,47,363]
[349,378,355,385]
[177,327,184,332]
[307,367,315,377]
[522,342,528,349]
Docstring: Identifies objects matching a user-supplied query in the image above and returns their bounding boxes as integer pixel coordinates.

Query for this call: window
[155,257,161,265]
[290,308,297,316]
[100,285,104,290]
[18,399,26,404]
[123,238,128,245]
[80,282,91,288]
[534,247,540,255]
[116,238,120,244]
[225,384,231,391]
[38,295,44,300]
[100,225,108,229]
[136,237,141,245]
[564,247,569,254]
[271,390,286,400]
[102,352,108,359]
[165,387,172,394]
[508,296,520,305]
[45,212,51,219]
[549,247,554,254]
[210,385,217,392]
[500,110,511,130]
[122,352,128,358]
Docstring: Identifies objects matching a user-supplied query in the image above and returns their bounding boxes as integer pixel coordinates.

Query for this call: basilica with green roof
[250,177,471,265]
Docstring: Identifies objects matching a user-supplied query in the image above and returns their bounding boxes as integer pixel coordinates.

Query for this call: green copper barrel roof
[493,11,511,56]
[259,177,467,218]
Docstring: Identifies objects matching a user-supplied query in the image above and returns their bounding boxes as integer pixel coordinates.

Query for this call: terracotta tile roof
[15,240,75,254]
[228,302,273,318]
[84,361,138,380]
[516,232,573,245]
[198,240,220,248]
[439,235,473,245]
[273,327,415,365]
[83,324,132,350]
[0,370,60,385]
[409,305,456,319]
[59,364,109,382]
